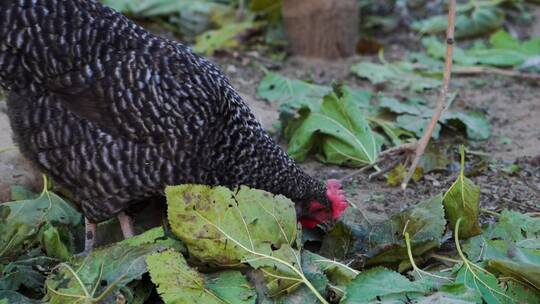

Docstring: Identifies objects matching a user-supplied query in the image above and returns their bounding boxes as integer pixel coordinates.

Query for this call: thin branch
[401,0,457,190]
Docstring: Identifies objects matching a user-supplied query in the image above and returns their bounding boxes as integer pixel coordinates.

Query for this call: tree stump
[282,0,359,59]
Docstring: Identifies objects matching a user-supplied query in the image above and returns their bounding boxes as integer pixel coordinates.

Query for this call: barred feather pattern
[0,0,326,222]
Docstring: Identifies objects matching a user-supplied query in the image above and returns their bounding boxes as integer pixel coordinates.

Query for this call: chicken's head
[299,179,348,229]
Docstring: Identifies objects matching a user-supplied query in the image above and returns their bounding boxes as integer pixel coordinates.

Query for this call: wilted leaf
[504,281,540,304]
[487,259,540,291]
[194,21,257,55]
[45,227,182,304]
[0,188,82,259]
[443,146,481,239]
[167,185,307,295]
[147,249,256,304]
[386,164,423,186]
[321,195,446,266]
[0,291,40,304]
[0,249,57,293]
[286,89,379,166]
[342,267,426,303]
[414,283,481,304]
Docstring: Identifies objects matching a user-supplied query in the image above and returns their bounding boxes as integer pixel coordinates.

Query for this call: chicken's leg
[81,217,97,255]
[118,211,135,238]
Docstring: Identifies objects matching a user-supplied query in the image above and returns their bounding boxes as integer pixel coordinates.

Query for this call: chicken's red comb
[326,179,348,219]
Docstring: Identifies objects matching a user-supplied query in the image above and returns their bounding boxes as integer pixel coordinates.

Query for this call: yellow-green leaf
[443,146,481,238]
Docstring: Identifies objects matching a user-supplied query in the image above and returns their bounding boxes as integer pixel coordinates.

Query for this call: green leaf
[386,163,423,187]
[395,114,441,139]
[0,188,82,259]
[286,90,379,166]
[342,267,426,303]
[0,249,57,292]
[455,263,508,304]
[249,0,282,22]
[166,185,309,296]
[379,96,426,116]
[147,249,256,304]
[45,227,182,304]
[102,0,235,40]
[0,291,40,304]
[40,224,71,261]
[484,210,540,245]
[194,21,257,55]
[424,30,540,68]
[504,281,540,304]
[413,4,504,39]
[351,61,440,92]
[256,72,331,110]
[443,146,482,239]
[9,185,38,201]
[464,237,540,265]
[441,111,491,141]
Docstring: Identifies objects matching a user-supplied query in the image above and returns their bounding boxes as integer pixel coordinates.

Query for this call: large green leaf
[166,185,305,295]
[443,146,482,239]
[286,90,379,166]
[147,249,256,304]
[0,188,81,260]
[45,227,183,304]
[342,267,426,303]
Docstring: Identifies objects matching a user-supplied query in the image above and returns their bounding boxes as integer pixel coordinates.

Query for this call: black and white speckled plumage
[0,0,326,222]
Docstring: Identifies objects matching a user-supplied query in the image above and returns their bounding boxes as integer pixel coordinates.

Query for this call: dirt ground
[211,50,540,216]
[0,27,539,220]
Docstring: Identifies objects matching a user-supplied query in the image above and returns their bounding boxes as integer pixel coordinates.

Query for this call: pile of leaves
[256,72,490,168]
[1,148,539,303]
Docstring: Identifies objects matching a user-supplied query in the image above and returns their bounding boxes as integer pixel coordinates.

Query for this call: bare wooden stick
[401,0,457,190]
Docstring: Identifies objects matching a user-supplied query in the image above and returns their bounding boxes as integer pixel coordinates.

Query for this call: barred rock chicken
[0,0,348,253]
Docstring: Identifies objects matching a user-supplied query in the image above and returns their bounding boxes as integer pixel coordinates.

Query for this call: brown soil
[211,51,540,216]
